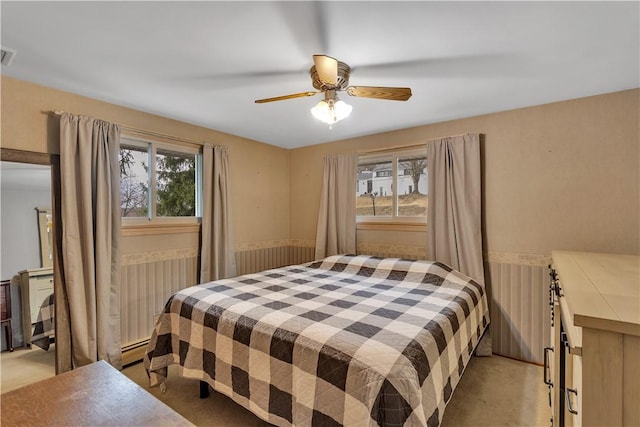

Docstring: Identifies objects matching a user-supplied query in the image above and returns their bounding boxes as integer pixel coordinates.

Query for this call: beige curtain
[200,144,236,282]
[427,133,491,355]
[427,134,484,284]
[59,113,122,369]
[315,153,356,259]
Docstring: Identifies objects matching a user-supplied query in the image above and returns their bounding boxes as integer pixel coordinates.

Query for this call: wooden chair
[1,279,14,352]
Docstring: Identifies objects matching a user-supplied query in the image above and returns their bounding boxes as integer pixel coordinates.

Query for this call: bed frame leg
[199,380,210,399]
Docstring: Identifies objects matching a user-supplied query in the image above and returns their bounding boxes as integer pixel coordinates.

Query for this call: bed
[144,255,490,427]
[31,293,55,351]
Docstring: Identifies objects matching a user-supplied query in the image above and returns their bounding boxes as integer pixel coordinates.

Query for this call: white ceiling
[1,1,638,149]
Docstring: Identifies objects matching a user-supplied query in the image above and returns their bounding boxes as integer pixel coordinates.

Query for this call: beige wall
[6,76,635,257]
[3,76,638,362]
[290,89,640,257]
[1,76,290,249]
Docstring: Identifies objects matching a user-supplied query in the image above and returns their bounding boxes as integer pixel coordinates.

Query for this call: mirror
[0,157,57,389]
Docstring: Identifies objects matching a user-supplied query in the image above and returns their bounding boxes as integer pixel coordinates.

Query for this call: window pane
[156,149,196,217]
[397,155,427,217]
[120,146,149,217]
[356,159,393,216]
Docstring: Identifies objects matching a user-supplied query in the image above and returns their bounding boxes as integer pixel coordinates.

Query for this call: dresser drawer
[19,268,54,345]
[567,353,582,426]
[29,276,53,322]
[560,317,583,427]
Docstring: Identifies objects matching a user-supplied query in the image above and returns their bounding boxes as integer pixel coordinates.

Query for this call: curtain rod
[44,110,209,147]
[357,132,476,155]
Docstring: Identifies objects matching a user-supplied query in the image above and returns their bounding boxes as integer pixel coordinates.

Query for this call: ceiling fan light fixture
[311,97,352,125]
[255,55,411,126]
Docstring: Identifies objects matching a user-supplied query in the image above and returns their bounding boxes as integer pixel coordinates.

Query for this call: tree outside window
[156,150,196,217]
[119,140,200,221]
[120,146,149,217]
[397,155,427,217]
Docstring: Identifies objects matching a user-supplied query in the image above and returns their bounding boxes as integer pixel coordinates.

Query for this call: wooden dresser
[19,267,54,344]
[547,251,639,427]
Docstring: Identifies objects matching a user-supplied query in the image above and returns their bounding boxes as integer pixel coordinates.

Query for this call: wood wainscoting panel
[120,252,199,348]
[235,246,290,276]
[289,245,315,266]
[487,254,550,364]
[357,243,428,260]
[234,244,315,276]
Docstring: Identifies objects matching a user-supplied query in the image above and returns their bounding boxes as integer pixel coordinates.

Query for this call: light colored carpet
[124,362,271,426]
[123,355,549,426]
[0,345,56,393]
[440,355,549,427]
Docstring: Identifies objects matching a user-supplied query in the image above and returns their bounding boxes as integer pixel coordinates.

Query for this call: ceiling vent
[1,47,17,67]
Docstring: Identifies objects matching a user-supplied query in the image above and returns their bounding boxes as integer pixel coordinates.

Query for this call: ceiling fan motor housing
[310,61,351,91]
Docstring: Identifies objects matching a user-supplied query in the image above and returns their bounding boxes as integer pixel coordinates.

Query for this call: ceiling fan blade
[313,54,338,85]
[255,91,318,104]
[346,86,412,101]
[278,2,330,55]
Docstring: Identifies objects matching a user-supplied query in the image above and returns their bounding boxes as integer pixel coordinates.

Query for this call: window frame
[120,135,202,229]
[356,146,427,228]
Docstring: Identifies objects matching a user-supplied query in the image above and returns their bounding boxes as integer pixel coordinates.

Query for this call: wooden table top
[0,360,194,426]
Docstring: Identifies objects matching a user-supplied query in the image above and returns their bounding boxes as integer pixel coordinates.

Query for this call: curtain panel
[315,153,357,259]
[59,113,122,369]
[426,133,484,284]
[200,144,236,282]
[426,133,491,355]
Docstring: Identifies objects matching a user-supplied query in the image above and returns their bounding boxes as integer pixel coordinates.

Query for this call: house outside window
[119,136,202,225]
[356,147,427,222]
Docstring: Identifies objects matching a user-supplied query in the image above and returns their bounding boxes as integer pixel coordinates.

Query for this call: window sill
[122,221,201,236]
[356,221,427,232]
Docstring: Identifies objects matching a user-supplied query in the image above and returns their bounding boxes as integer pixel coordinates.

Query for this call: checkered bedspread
[145,255,489,427]
[31,293,55,351]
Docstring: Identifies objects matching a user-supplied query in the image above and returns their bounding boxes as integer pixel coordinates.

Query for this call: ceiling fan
[254,55,412,125]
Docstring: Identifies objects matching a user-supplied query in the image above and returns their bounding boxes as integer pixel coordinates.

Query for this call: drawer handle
[543,347,553,386]
[565,387,578,415]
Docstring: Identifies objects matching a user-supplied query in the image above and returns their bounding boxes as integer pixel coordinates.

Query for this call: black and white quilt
[31,293,55,351]
[145,255,489,427]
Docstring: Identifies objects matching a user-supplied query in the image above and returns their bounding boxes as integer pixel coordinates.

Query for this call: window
[356,147,427,222]
[155,149,197,217]
[120,145,149,217]
[119,137,201,222]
